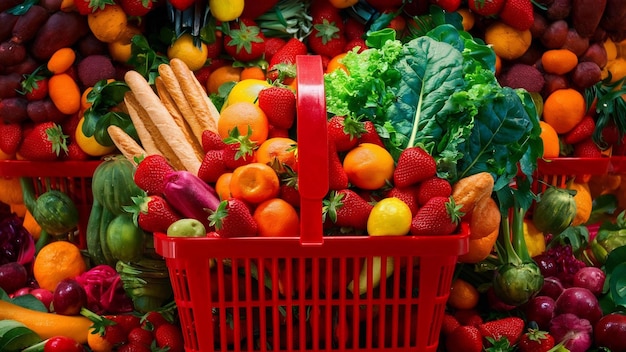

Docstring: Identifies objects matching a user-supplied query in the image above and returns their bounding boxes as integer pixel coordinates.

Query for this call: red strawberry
[119,0,153,16]
[267,38,308,82]
[416,176,452,206]
[386,186,419,216]
[194,66,212,89]
[73,0,107,14]
[410,196,461,236]
[310,0,344,28]
[201,129,227,153]
[357,120,384,147]
[65,140,90,160]
[125,194,182,234]
[327,115,364,152]
[263,37,287,64]
[441,313,461,337]
[118,341,151,352]
[393,146,437,188]
[17,121,67,161]
[573,138,603,158]
[0,122,22,155]
[518,329,555,352]
[198,149,227,183]
[308,21,347,58]
[168,0,195,11]
[478,316,525,346]
[98,323,128,348]
[223,19,266,62]
[499,0,534,31]
[328,142,349,190]
[127,327,154,347]
[23,77,48,101]
[134,154,175,195]
[258,86,296,130]
[208,198,258,237]
[600,123,621,146]
[279,183,300,209]
[154,323,185,352]
[223,142,255,170]
[454,309,484,326]
[445,325,483,352]
[343,37,367,53]
[109,314,141,334]
[344,17,366,41]
[141,311,169,330]
[563,116,595,145]
[468,0,505,16]
[429,0,462,12]
[324,189,373,230]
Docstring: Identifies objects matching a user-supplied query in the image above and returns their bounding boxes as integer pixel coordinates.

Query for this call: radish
[554,287,603,325]
[572,266,605,296]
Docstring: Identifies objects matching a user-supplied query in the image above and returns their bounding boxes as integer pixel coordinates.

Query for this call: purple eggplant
[162,171,220,228]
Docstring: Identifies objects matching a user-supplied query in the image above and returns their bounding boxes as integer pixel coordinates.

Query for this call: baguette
[124,70,201,174]
[124,92,163,157]
[169,58,219,134]
[107,125,146,165]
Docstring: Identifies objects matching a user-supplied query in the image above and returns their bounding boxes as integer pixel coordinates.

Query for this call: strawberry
[410,196,462,236]
[109,314,141,334]
[429,0,462,12]
[223,128,257,169]
[0,122,22,155]
[208,199,258,237]
[201,129,227,153]
[323,189,373,230]
[343,17,366,41]
[258,86,296,130]
[518,329,555,352]
[310,0,344,29]
[141,311,169,330]
[133,154,175,195]
[327,115,364,152]
[198,149,227,183]
[125,194,182,234]
[118,341,151,352]
[441,313,461,337]
[600,123,621,146]
[267,38,308,82]
[445,325,483,352]
[454,309,484,326]
[468,0,505,16]
[154,323,185,352]
[65,140,90,160]
[328,142,349,190]
[73,0,112,14]
[17,122,67,161]
[279,183,300,209]
[357,120,384,147]
[393,146,437,188]
[119,0,152,16]
[499,0,534,31]
[263,37,287,64]
[308,20,347,58]
[127,326,154,347]
[223,19,266,62]
[386,186,419,216]
[168,0,195,11]
[478,316,525,346]
[563,115,595,145]
[416,176,452,206]
[22,76,48,101]
[344,37,367,53]
[573,138,603,158]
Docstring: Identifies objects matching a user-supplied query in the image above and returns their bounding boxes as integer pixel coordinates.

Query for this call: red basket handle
[296,55,328,246]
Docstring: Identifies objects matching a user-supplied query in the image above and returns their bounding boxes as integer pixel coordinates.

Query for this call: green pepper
[591,210,626,265]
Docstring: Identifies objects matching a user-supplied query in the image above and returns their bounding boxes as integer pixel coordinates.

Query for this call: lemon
[167,33,208,72]
[209,0,244,22]
[367,197,413,236]
[75,118,117,157]
[222,79,272,111]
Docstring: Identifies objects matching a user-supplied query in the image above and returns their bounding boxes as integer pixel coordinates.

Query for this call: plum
[0,73,22,99]
[523,295,556,330]
[11,5,49,44]
[27,99,68,124]
[52,278,87,315]
[562,28,590,57]
[0,262,28,294]
[31,11,88,60]
[541,20,569,49]
[0,97,29,124]
[580,42,608,68]
[571,62,602,89]
[0,40,26,67]
[546,0,572,20]
[0,13,18,42]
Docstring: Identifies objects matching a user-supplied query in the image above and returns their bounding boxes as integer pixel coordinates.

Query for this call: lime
[367,197,412,236]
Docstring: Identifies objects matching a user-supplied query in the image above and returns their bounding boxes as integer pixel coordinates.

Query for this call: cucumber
[86,198,106,266]
[99,206,118,267]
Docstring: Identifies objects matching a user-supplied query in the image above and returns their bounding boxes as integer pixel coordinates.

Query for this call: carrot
[48,73,81,115]
[0,300,92,344]
[47,47,76,74]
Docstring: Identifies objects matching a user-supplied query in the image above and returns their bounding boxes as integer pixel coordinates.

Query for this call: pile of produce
[1,0,626,351]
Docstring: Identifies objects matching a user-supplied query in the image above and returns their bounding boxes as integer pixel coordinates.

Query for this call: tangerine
[33,240,87,292]
[167,33,209,72]
[207,65,242,94]
[539,121,560,158]
[484,22,532,60]
[218,101,269,144]
[542,88,586,134]
[215,172,233,200]
[343,143,395,190]
[253,198,300,237]
[447,279,480,310]
[230,162,280,204]
[255,137,298,172]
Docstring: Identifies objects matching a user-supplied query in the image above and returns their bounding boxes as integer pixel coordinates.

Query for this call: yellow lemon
[75,117,117,157]
[222,79,272,111]
[367,197,412,236]
[523,219,546,258]
[167,33,208,72]
[209,0,244,22]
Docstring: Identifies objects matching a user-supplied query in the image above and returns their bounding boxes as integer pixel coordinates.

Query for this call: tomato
[75,117,116,157]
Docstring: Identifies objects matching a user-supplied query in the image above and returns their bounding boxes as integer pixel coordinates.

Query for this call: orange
[343,143,395,190]
[457,8,475,31]
[542,88,586,134]
[569,182,592,226]
[484,22,532,60]
[87,328,113,352]
[255,137,297,172]
[541,49,578,75]
[447,279,480,310]
[253,198,300,237]
[494,54,502,76]
[240,66,266,81]
[167,33,209,72]
[326,53,348,74]
[207,65,242,94]
[230,162,280,204]
[87,4,128,43]
[218,101,269,144]
[33,240,87,292]
[539,121,560,158]
[215,172,233,200]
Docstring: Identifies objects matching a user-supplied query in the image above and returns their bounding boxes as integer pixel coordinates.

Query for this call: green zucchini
[99,206,118,267]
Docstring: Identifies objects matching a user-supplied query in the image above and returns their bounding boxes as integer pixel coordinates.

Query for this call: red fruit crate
[154,56,469,352]
[0,160,102,249]
[533,157,611,193]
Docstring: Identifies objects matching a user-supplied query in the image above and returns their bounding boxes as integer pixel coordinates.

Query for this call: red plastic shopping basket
[0,160,102,248]
[154,56,469,352]
[532,157,611,193]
